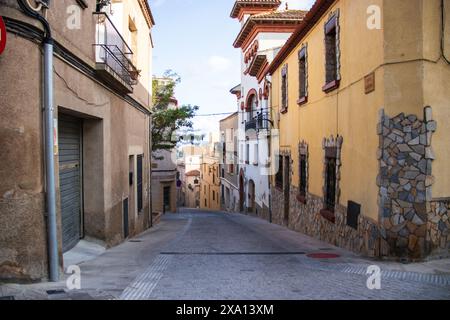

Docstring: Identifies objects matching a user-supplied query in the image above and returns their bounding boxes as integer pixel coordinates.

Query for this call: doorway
[58,113,83,253]
[283,156,290,225]
[163,186,171,213]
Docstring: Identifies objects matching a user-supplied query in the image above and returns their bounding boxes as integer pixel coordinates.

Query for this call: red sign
[0,17,6,55]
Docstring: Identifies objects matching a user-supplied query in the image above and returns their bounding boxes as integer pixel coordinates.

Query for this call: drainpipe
[18,0,59,282]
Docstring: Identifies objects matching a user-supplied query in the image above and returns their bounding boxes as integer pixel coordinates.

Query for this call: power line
[193,112,236,117]
[193,107,273,117]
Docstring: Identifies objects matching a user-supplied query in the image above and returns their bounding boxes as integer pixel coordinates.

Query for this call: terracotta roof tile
[230,0,282,18]
[234,10,308,48]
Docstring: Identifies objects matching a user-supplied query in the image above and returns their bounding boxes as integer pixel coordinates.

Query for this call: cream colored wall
[271,0,384,220]
[113,0,153,108]
[200,162,221,211]
[421,0,450,198]
[383,0,450,198]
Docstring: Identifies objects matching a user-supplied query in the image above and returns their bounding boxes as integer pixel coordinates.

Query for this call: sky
[151,0,316,136]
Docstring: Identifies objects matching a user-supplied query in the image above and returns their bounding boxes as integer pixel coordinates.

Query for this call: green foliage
[151,70,199,153]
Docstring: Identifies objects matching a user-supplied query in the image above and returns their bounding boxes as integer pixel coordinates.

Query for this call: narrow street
[3,209,449,300]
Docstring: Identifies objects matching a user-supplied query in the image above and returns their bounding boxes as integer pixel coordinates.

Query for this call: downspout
[18,0,59,282]
[149,116,153,228]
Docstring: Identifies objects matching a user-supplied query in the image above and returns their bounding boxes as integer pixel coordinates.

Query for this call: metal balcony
[93,12,138,93]
[245,112,271,133]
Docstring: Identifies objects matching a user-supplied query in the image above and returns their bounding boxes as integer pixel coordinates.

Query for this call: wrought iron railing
[93,12,138,87]
[245,112,271,132]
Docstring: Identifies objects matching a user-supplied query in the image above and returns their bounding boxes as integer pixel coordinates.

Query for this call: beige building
[219,112,239,212]
[0,0,154,281]
[265,0,450,260]
[151,87,178,214]
[200,157,221,211]
[185,170,201,208]
[200,134,221,211]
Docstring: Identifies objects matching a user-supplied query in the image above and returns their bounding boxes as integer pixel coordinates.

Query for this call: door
[239,173,244,212]
[137,154,143,213]
[283,156,290,225]
[163,186,171,213]
[123,198,129,238]
[58,114,83,253]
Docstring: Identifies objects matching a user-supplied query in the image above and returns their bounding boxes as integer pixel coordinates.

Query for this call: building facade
[265,0,450,260]
[200,157,221,211]
[0,0,154,281]
[184,170,201,208]
[219,112,239,212]
[199,133,221,211]
[230,0,307,220]
[151,88,178,214]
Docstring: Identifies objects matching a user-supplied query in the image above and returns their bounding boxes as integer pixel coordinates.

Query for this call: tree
[151,70,199,155]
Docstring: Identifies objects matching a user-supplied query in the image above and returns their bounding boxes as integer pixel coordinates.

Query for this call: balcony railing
[93,12,138,92]
[245,112,271,132]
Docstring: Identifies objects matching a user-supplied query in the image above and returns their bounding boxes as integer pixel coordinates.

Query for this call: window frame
[297,45,308,105]
[298,142,308,204]
[322,10,341,93]
[280,64,289,114]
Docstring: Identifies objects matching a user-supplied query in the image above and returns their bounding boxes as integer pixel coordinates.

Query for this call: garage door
[58,114,82,253]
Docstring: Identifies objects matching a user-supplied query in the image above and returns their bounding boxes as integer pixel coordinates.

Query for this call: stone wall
[271,187,380,257]
[377,108,438,260]
[428,199,450,258]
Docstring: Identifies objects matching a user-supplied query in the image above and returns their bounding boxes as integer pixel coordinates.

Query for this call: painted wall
[0,0,153,280]
[200,158,221,211]
[271,0,384,221]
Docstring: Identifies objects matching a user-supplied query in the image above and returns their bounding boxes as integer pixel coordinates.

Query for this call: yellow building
[262,0,450,260]
[200,156,221,211]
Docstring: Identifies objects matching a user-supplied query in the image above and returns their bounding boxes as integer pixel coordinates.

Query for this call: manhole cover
[307,253,340,259]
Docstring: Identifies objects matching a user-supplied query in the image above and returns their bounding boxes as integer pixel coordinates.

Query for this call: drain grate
[129,240,143,243]
[0,296,15,300]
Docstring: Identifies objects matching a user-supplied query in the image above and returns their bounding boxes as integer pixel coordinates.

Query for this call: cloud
[207,55,232,72]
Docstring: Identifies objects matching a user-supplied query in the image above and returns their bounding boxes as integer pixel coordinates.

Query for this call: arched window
[246,89,258,121]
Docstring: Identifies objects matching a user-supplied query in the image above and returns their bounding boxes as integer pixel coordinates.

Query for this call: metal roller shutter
[58,114,82,253]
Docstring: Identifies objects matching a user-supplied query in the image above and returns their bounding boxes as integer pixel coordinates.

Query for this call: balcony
[245,112,271,133]
[93,12,138,94]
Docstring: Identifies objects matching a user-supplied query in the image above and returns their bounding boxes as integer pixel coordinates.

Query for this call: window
[298,46,308,105]
[253,144,259,165]
[281,64,288,113]
[299,154,307,197]
[275,155,283,189]
[213,191,215,201]
[323,147,337,220]
[246,144,250,164]
[323,11,340,93]
[128,16,138,68]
